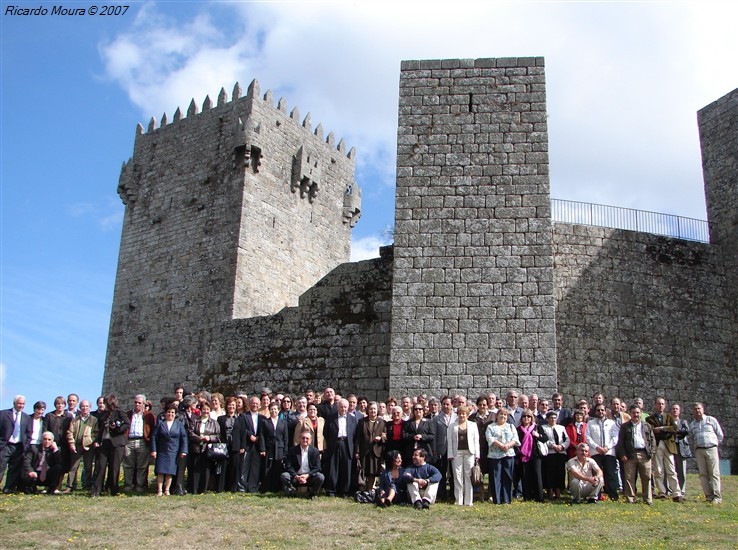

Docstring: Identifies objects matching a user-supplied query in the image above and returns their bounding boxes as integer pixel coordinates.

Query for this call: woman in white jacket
[447,405,480,506]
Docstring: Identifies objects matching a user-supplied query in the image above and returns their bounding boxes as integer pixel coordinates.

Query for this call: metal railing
[551,199,710,243]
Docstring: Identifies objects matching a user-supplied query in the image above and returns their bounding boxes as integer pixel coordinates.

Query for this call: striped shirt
[689,415,724,449]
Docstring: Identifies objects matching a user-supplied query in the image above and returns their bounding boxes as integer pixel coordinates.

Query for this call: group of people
[0,386,725,509]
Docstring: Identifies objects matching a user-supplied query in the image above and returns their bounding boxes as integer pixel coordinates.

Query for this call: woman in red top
[384,406,405,457]
[565,409,587,459]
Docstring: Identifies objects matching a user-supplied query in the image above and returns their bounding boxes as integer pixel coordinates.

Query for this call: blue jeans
[488,455,514,504]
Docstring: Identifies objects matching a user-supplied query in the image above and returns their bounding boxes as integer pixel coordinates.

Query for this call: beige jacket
[67,415,99,451]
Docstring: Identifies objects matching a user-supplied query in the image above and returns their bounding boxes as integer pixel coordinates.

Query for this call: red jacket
[565,421,587,459]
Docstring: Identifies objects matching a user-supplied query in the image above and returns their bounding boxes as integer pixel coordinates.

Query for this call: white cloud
[66,198,124,232]
[99,1,738,227]
[351,233,393,262]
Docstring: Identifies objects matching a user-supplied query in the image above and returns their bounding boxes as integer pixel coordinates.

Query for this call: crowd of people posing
[0,386,725,509]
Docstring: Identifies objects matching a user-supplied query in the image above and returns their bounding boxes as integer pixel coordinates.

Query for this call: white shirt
[30,417,43,445]
[298,446,310,474]
[337,415,347,438]
[9,410,22,444]
[586,418,618,456]
[632,421,646,449]
[566,456,601,479]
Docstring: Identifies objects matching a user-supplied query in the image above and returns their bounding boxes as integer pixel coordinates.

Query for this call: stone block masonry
[102,59,736,463]
[104,80,361,399]
[390,58,557,398]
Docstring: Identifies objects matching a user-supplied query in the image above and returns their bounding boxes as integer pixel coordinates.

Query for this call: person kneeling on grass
[402,448,441,509]
[23,431,63,495]
[566,443,603,504]
[281,430,324,499]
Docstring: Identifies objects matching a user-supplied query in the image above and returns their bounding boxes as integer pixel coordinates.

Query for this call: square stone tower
[389,57,557,397]
[104,81,360,398]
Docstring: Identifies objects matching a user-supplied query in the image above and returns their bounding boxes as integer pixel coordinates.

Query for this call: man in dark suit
[616,404,656,505]
[1,395,32,493]
[551,392,573,426]
[261,401,290,492]
[317,387,337,419]
[432,396,455,500]
[240,395,265,493]
[323,398,357,496]
[281,430,324,498]
[23,431,63,494]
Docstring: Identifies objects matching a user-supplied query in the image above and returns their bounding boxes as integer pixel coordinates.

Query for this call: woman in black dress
[188,400,221,494]
[90,394,129,496]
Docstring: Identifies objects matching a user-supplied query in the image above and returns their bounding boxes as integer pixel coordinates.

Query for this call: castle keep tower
[389,58,557,397]
[104,81,361,398]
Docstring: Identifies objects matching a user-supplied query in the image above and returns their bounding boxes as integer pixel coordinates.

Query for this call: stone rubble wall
[201,248,393,399]
[553,223,735,458]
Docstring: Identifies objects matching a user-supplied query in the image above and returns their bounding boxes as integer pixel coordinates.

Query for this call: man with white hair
[65,400,99,492]
[0,395,31,493]
[323,398,357,497]
[123,394,155,493]
[23,431,63,494]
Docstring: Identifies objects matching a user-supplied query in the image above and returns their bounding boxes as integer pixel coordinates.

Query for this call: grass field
[1,474,735,549]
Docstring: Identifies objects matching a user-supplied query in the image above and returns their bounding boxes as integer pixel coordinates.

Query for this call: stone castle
[103,58,736,461]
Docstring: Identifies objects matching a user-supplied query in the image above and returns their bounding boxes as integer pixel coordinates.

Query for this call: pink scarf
[519,424,535,462]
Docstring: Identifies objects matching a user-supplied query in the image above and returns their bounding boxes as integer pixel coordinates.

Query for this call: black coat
[402,418,436,465]
[94,409,130,447]
[0,408,32,452]
[217,414,246,453]
[283,444,322,477]
[262,417,289,462]
[23,444,63,487]
[516,424,549,460]
[323,413,357,456]
[241,412,267,452]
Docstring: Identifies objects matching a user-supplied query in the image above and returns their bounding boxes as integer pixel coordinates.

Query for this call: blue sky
[2,1,737,410]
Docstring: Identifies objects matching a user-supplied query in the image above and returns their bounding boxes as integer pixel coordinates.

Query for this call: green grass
[0,475,735,549]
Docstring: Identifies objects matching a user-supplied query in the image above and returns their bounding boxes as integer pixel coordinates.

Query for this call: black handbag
[206,442,228,460]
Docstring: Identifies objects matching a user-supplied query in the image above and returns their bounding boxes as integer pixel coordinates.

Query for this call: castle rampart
[103,59,736,462]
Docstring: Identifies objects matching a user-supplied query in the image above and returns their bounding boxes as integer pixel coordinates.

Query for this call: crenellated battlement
[134,79,356,161]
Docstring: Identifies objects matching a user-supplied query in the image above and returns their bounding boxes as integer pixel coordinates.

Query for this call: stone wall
[553,223,735,457]
[102,60,736,464]
[390,57,557,398]
[233,82,360,319]
[201,248,393,399]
